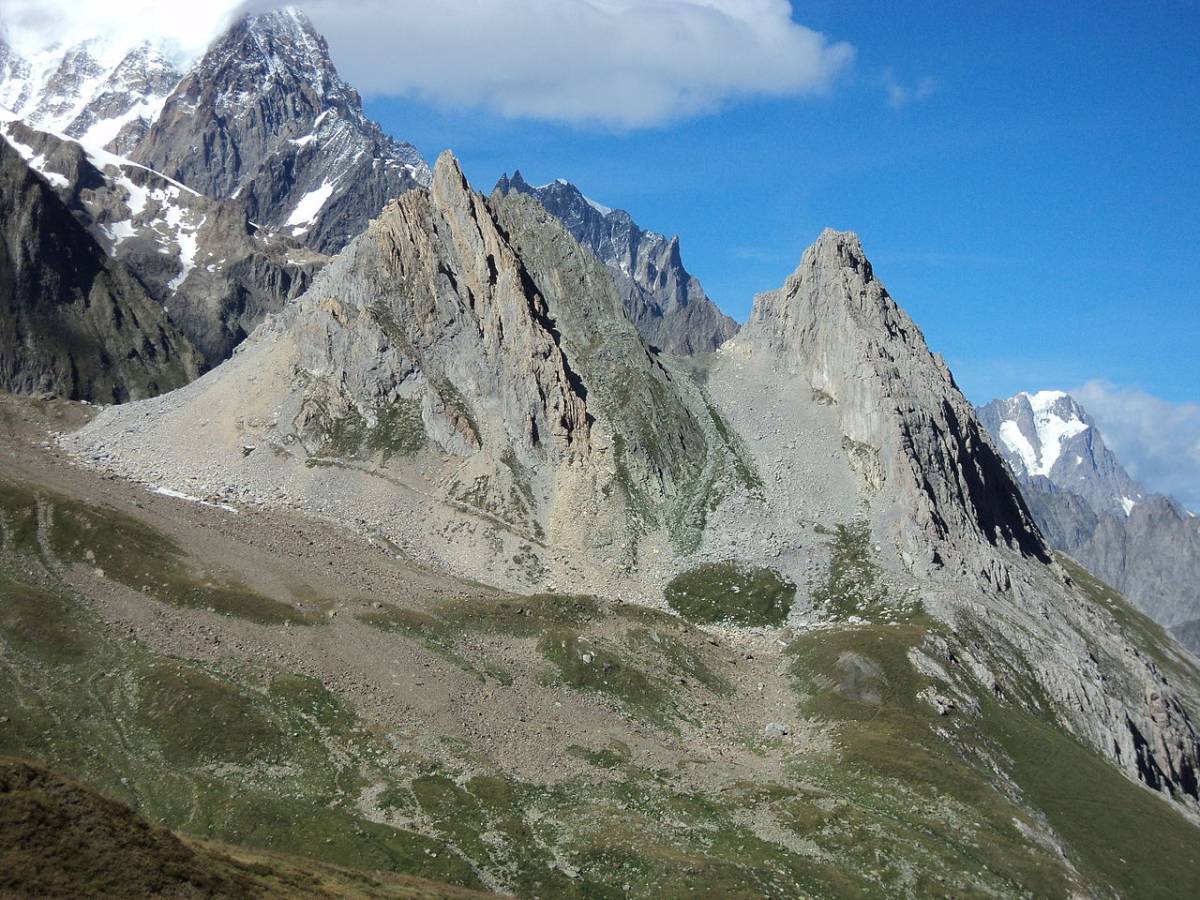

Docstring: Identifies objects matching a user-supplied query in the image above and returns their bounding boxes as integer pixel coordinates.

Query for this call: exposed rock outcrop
[738,228,1047,575]
[65,152,737,587]
[496,172,738,355]
[0,135,201,402]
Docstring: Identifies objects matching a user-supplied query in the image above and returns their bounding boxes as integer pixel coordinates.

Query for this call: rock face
[0,135,201,402]
[130,9,430,255]
[1,118,326,368]
[980,391,1200,652]
[496,171,738,355]
[65,152,738,587]
[738,229,1046,577]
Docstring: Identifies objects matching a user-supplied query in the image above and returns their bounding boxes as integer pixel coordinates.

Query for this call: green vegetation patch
[539,628,674,726]
[786,620,1077,896]
[0,481,40,556]
[134,661,289,766]
[0,478,311,626]
[0,572,93,663]
[626,627,731,695]
[810,522,891,620]
[664,561,796,627]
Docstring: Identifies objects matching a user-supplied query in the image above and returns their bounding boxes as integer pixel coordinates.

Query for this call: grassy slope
[3,471,1200,898]
[0,758,494,899]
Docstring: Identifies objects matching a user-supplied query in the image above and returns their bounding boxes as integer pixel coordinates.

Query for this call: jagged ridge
[496,171,738,355]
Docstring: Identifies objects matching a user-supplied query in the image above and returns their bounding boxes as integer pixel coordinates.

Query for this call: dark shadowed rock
[0,136,201,402]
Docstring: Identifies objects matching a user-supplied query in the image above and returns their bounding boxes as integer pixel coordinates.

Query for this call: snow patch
[152,487,237,514]
[1004,391,1089,476]
[285,179,336,232]
[167,214,205,291]
[998,420,1038,476]
[1121,497,1137,516]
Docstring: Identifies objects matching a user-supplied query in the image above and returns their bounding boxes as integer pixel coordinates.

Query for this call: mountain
[130,9,431,255]
[0,35,180,155]
[63,151,745,589]
[495,171,738,355]
[0,132,201,402]
[64,166,1200,828]
[980,391,1200,653]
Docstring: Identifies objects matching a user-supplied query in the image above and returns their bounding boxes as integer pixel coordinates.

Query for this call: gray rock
[737,228,1047,576]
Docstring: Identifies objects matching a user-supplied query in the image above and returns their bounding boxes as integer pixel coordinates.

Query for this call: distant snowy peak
[999,390,1090,477]
[0,35,181,155]
[978,391,1144,518]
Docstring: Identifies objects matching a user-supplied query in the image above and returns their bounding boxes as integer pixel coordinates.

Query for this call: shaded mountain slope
[2,117,326,367]
[0,134,201,402]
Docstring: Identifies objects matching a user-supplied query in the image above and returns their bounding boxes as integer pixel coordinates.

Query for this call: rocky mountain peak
[742,229,1047,571]
[978,390,1200,652]
[978,390,1142,518]
[495,171,738,355]
[129,9,429,255]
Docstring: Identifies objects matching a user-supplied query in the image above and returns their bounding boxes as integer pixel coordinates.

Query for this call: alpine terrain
[1,7,1198,899]
[980,391,1200,654]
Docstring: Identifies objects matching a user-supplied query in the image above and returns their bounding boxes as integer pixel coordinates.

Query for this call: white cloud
[0,0,241,63]
[2,0,853,127]
[253,0,855,128]
[1073,380,1200,512]
[883,70,936,109]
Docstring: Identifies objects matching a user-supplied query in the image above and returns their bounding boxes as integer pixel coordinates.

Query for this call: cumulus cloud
[1073,380,1200,512]
[250,0,856,128]
[0,0,240,62]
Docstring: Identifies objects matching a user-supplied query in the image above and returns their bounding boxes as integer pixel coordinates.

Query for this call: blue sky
[360,0,1198,414]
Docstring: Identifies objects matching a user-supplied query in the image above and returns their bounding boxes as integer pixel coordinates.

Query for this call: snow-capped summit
[978,389,1142,517]
[0,35,181,155]
[129,8,430,254]
[979,391,1200,652]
